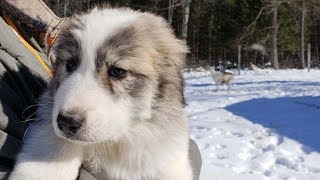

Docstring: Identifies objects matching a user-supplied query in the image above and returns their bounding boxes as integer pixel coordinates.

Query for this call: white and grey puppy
[9,8,192,180]
[209,67,234,92]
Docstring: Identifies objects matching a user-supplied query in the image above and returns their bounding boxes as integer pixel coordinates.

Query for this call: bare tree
[182,0,191,40]
[307,43,311,71]
[208,14,213,64]
[63,0,69,17]
[168,0,174,25]
[312,6,320,66]
[271,1,279,70]
[300,0,306,69]
[238,45,241,75]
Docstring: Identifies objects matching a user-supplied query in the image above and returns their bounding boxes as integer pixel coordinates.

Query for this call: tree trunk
[63,0,69,17]
[300,0,306,69]
[182,0,191,40]
[308,43,311,71]
[87,0,91,10]
[196,30,199,61]
[208,14,213,65]
[192,29,196,61]
[168,0,174,25]
[271,4,279,70]
[253,50,258,65]
[313,8,319,67]
[238,45,241,75]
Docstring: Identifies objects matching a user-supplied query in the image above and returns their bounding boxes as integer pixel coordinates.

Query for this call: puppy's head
[48,8,188,143]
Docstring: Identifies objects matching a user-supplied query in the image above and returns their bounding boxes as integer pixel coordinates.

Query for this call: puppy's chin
[54,131,93,145]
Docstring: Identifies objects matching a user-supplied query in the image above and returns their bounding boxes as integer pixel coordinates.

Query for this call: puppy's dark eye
[108,67,127,79]
[66,58,78,73]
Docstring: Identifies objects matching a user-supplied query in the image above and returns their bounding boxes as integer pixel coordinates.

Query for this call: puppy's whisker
[37,104,53,110]
[22,121,39,141]
[39,96,55,100]
[19,118,39,123]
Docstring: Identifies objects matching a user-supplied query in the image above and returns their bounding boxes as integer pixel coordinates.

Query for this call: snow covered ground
[184,69,320,180]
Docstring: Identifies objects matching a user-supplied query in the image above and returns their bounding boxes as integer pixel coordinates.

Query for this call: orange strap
[3,15,53,77]
[46,35,56,47]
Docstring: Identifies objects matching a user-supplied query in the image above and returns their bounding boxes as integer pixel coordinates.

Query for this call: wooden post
[271,4,279,70]
[238,45,241,75]
[307,43,311,72]
[168,0,174,25]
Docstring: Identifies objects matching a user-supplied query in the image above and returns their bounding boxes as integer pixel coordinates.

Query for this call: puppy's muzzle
[57,113,83,137]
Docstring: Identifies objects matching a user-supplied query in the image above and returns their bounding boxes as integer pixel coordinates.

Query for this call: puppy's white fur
[10,8,192,180]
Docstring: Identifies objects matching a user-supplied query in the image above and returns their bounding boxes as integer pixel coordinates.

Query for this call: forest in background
[43,0,320,69]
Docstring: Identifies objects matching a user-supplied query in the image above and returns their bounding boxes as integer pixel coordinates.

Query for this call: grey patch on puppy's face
[96,26,137,70]
[50,19,84,91]
[95,26,148,99]
[95,25,154,121]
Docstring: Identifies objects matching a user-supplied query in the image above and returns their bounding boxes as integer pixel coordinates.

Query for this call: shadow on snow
[225,96,320,153]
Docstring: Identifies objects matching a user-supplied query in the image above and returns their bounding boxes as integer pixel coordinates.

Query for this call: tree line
[44,0,320,69]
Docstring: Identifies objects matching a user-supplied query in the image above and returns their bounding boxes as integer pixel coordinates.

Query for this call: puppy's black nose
[57,113,83,136]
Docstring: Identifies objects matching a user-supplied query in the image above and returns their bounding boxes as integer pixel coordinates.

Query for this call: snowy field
[184,69,320,180]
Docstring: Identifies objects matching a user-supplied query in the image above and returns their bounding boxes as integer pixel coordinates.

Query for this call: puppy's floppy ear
[157,25,189,70]
[134,12,189,70]
[168,39,189,70]
[44,18,70,65]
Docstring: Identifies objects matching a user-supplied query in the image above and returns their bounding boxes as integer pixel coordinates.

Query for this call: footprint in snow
[250,151,276,173]
[196,126,210,131]
[216,153,229,159]
[275,156,302,171]
[231,132,244,137]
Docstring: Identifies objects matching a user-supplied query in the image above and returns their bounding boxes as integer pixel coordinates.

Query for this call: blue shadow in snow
[225,96,320,152]
[233,80,320,86]
[190,83,213,87]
